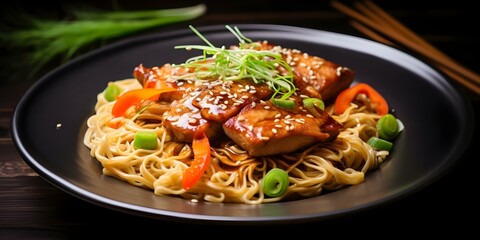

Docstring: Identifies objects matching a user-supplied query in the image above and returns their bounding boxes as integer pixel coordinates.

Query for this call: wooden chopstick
[331,0,480,94]
[350,20,480,94]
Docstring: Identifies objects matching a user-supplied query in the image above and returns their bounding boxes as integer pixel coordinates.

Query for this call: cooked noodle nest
[84,79,388,204]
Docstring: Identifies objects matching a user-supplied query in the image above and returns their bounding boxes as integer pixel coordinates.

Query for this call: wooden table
[1,1,479,237]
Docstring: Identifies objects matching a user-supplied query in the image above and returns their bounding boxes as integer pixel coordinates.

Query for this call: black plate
[12,24,474,224]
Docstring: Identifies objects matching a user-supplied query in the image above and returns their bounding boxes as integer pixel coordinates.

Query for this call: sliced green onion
[271,98,295,110]
[367,137,393,151]
[303,97,325,110]
[1,4,207,76]
[377,114,399,140]
[133,131,158,150]
[302,97,325,118]
[103,82,121,102]
[262,168,289,197]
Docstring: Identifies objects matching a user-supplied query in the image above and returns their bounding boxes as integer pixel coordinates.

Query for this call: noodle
[84,79,390,204]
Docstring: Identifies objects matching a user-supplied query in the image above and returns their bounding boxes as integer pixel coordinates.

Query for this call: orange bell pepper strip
[111,87,176,118]
[334,83,389,115]
[182,129,211,190]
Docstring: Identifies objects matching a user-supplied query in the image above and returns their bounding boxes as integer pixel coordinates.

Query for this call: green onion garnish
[271,98,295,110]
[377,114,399,140]
[303,97,325,110]
[262,168,289,198]
[133,131,158,150]
[174,25,296,100]
[367,137,393,151]
[103,82,121,102]
[0,4,206,77]
[302,97,325,118]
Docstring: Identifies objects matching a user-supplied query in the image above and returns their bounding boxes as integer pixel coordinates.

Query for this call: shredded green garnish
[174,25,296,100]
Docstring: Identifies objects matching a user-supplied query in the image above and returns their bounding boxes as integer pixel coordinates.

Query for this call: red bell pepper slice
[182,129,211,190]
[334,83,389,115]
[111,87,176,118]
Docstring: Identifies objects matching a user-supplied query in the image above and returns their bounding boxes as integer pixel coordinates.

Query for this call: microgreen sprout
[174,25,296,100]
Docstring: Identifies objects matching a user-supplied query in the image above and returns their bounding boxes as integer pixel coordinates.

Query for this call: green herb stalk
[0,4,206,76]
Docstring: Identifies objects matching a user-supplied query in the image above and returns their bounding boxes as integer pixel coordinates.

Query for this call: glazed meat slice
[133,63,195,102]
[289,51,355,101]
[162,79,273,142]
[223,98,343,156]
[256,41,355,101]
[191,79,273,122]
[162,89,222,142]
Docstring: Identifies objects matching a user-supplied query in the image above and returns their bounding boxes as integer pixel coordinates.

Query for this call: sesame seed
[275,124,282,128]
[272,128,278,134]
[274,119,280,123]
[188,118,197,124]
[300,62,307,67]
[260,136,270,141]
[275,113,281,118]
[251,102,256,107]
[306,114,314,118]
[264,106,271,110]
[336,67,343,76]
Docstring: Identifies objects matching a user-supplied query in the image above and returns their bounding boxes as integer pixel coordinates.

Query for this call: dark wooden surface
[1,1,479,238]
